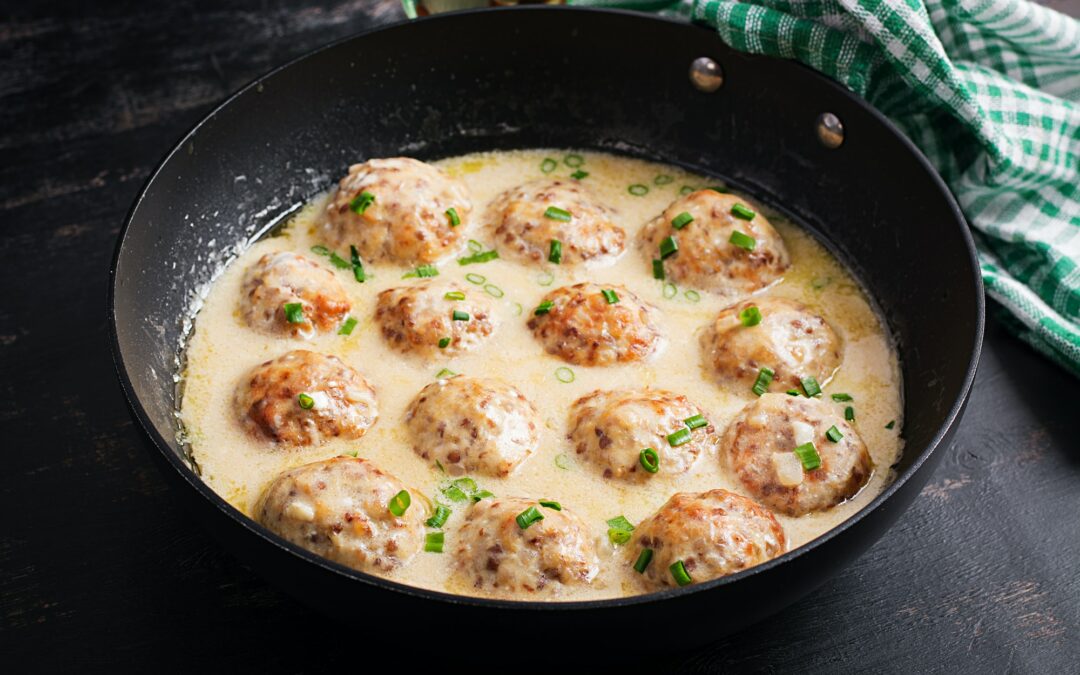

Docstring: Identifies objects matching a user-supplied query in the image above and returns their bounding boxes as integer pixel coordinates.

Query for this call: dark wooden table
[2,1,1078,671]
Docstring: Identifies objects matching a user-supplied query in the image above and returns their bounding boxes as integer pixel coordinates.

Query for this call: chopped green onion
[684,414,708,430]
[654,174,673,185]
[549,239,563,264]
[571,169,589,180]
[794,442,822,470]
[886,420,896,429]
[441,482,468,502]
[607,516,635,546]
[435,460,445,473]
[667,427,692,447]
[601,289,620,304]
[639,447,659,473]
[671,212,694,229]
[297,393,315,410]
[438,337,450,349]
[471,490,494,502]
[424,531,444,553]
[350,190,375,215]
[679,185,695,195]
[670,560,692,586]
[633,548,654,573]
[628,184,649,196]
[555,453,571,470]
[446,207,460,227]
[659,235,679,259]
[483,284,504,298]
[539,500,562,511]
[845,406,855,421]
[739,305,762,327]
[811,276,832,290]
[708,185,728,193]
[801,376,822,398]
[350,245,366,283]
[826,425,844,443]
[544,206,572,222]
[444,291,466,301]
[328,252,350,269]
[468,239,483,253]
[465,273,486,285]
[537,271,555,286]
[452,310,470,321]
[729,230,756,251]
[730,203,756,220]
[663,282,677,299]
[403,264,439,279]
[540,158,557,174]
[534,300,554,316]
[752,367,775,396]
[426,504,451,528]
[555,367,575,383]
[388,490,411,516]
[684,290,701,303]
[516,506,544,529]
[344,450,358,458]
[652,259,665,280]
[338,317,358,335]
[311,245,332,256]
[787,389,801,396]
[458,250,499,266]
[283,303,305,324]
[512,302,523,316]
[564,153,584,168]
[452,477,477,494]
[435,368,457,379]
[831,393,853,402]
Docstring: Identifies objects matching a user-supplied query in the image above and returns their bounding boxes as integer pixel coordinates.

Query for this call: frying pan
[108,7,983,647]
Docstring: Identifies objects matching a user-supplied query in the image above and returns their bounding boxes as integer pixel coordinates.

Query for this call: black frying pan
[109,7,983,647]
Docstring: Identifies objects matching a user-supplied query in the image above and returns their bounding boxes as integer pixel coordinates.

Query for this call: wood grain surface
[1,1,1077,671]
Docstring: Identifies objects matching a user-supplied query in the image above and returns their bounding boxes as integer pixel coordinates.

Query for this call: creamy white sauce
[180,149,904,600]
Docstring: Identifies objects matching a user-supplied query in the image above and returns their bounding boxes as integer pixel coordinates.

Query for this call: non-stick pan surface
[109,7,983,646]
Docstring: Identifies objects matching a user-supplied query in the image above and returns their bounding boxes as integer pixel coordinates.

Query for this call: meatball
[375,280,499,357]
[405,377,540,477]
[239,251,351,338]
[255,457,426,573]
[235,350,378,447]
[702,297,842,393]
[630,490,785,589]
[640,190,789,296]
[527,283,662,366]
[323,157,472,264]
[489,179,625,266]
[454,497,599,596]
[567,388,713,481]
[721,393,872,516]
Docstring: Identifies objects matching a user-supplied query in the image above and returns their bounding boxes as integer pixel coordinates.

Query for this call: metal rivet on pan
[816,112,845,149]
[689,57,724,93]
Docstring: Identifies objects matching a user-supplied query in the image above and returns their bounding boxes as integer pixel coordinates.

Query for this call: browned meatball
[702,297,842,393]
[375,280,499,357]
[453,497,599,597]
[405,377,540,477]
[234,350,378,447]
[489,179,625,266]
[567,388,713,481]
[255,457,426,573]
[239,251,351,338]
[630,490,785,589]
[323,157,472,264]
[527,283,662,366]
[640,190,789,296]
[721,394,871,516]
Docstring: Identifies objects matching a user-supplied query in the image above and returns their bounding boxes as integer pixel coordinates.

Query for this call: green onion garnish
[544,206,572,222]
[571,169,589,180]
[670,560,692,586]
[801,376,822,398]
[438,337,450,349]
[555,453,570,470]
[663,282,677,299]
[403,264,439,279]
[328,252,350,269]
[667,427,692,447]
[350,245,366,283]
[549,239,563,264]
[444,291,466,301]
[684,414,708,430]
[684,290,701,303]
[540,158,557,174]
[344,450,358,458]
[537,271,555,286]
[311,245,331,256]
[671,212,694,230]
[652,259,665,280]
[452,310,470,322]
[564,153,584,167]
[601,289,619,304]
[845,406,855,421]
[539,500,562,511]
[679,185,695,195]
[787,389,801,396]
[446,207,460,227]
[338,317,358,335]
[555,367,575,383]
[826,425,844,442]
[752,367,775,396]
[794,442,821,470]
[729,230,756,251]
[426,504,451,528]
[483,284,504,298]
[731,203,756,220]
[534,300,554,316]
[435,368,457,379]
[512,302,523,316]
[457,250,499,266]
[739,305,762,327]
[628,184,649,196]
[831,393,853,402]
[886,420,896,429]
[297,393,315,410]
[435,460,445,473]
[708,185,728,193]
[468,239,483,253]
[654,174,673,185]
[471,490,494,503]
[388,490,411,517]
[465,273,486,285]
[633,548,654,573]
[659,235,679,259]
[441,482,468,502]
[607,516,635,545]
[283,303,304,324]
[639,447,659,473]
[424,531,444,553]
[350,190,375,215]
[516,506,544,529]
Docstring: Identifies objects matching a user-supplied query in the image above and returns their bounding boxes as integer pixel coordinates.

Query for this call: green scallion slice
[671,211,694,230]
[607,515,635,546]
[554,453,570,470]
[628,184,649,196]
[659,235,679,259]
[787,389,801,396]
[311,245,332,256]
[633,548,654,573]
[534,300,554,316]
[516,506,544,529]
[483,284,504,298]
[549,239,563,264]
[544,206,572,222]
[654,174,673,185]
[451,310,470,322]
[537,270,555,286]
[886,420,896,429]
[435,367,457,379]
[801,376,822,398]
[424,531,444,553]
[471,490,494,503]
[540,157,557,174]
[426,504,451,528]
[708,185,728,193]
[739,305,762,327]
[845,406,855,421]
[794,442,821,470]
[297,393,315,410]
[564,153,584,168]
[388,490,411,517]
[555,366,575,383]
[679,185,695,195]
[684,290,701,303]
[350,191,375,215]
[752,367,775,396]
[670,560,692,586]
[403,264,439,279]
[328,252,351,270]
[652,259,665,280]
[663,282,677,299]
[831,393,853,402]
[283,303,304,324]
[435,460,445,473]
[539,500,562,511]
[730,203,756,220]
[465,273,486,285]
[444,291,466,301]
[826,425,844,443]
[338,317,358,335]
[457,250,499,266]
[446,207,460,227]
[441,482,468,502]
[639,447,659,473]
[729,230,756,251]
[512,302,523,316]
[571,169,589,180]
[350,245,366,283]
[468,239,483,253]
[684,414,708,430]
[667,427,692,447]
[601,289,619,304]
[438,337,450,349]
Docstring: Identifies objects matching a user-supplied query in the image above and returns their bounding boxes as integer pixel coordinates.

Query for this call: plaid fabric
[571,0,1080,376]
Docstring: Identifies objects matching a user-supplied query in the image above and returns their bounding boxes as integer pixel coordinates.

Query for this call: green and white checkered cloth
[572,0,1080,376]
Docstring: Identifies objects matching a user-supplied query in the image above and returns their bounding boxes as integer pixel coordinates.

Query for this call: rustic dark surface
[2,1,1078,671]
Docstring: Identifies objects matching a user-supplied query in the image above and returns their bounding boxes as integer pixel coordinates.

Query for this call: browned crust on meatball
[527,282,662,366]
[374,280,498,357]
[239,252,351,338]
